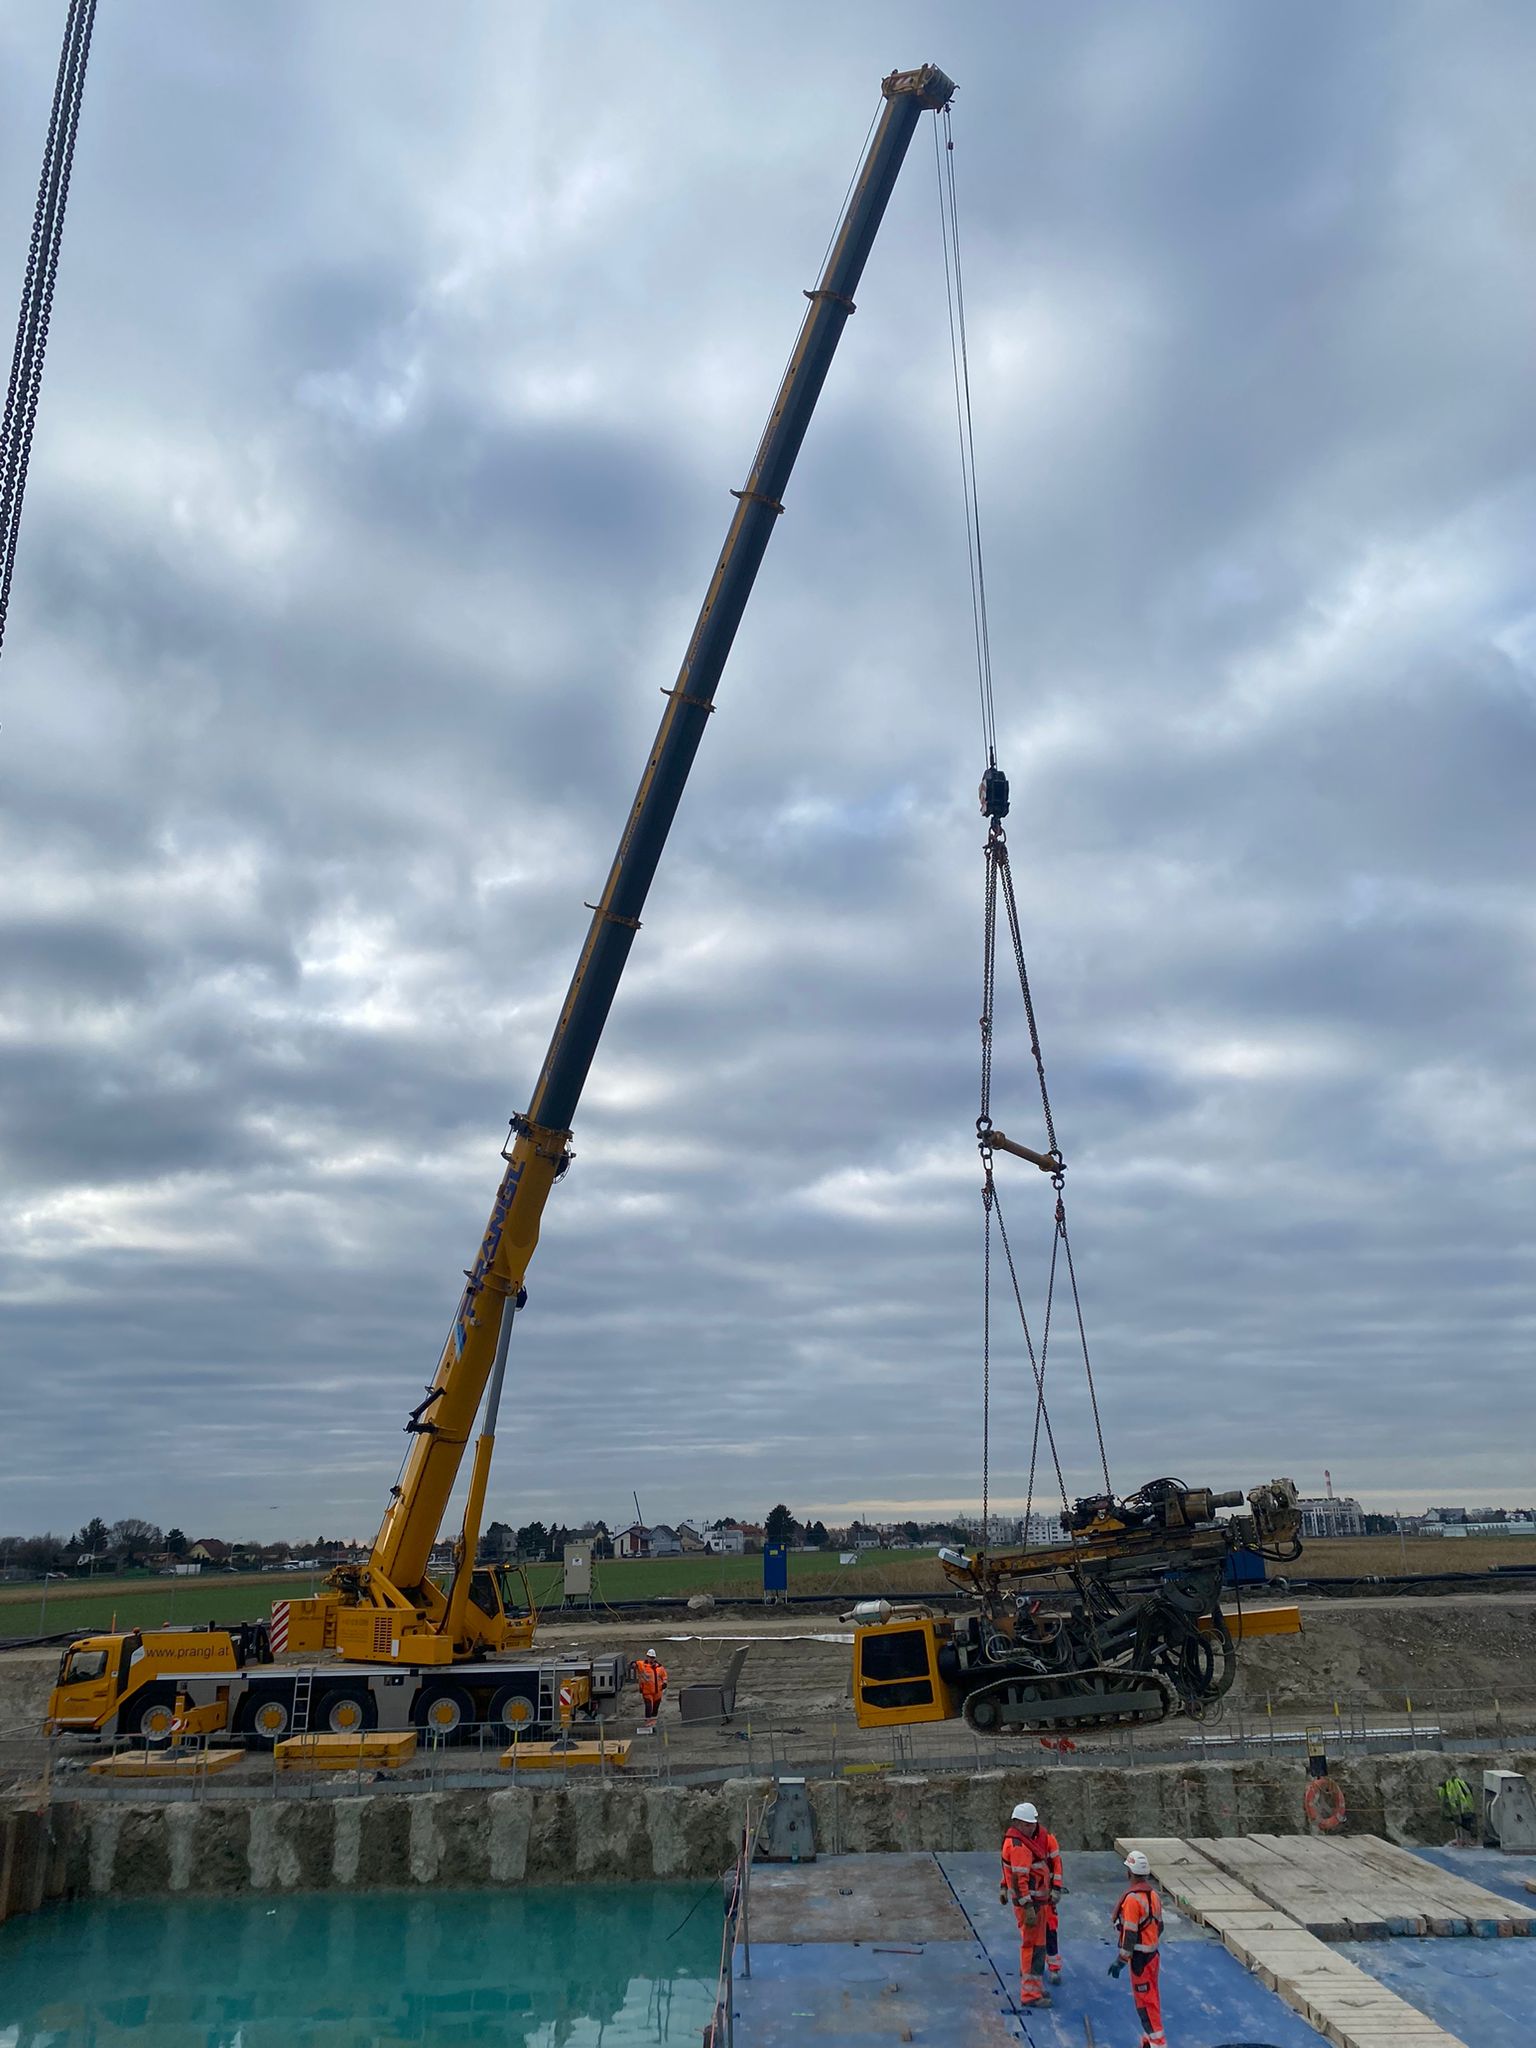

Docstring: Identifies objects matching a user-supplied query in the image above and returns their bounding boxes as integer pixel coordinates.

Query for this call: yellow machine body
[283,1563,539,1668]
[1201,1602,1302,1640]
[852,1617,960,1729]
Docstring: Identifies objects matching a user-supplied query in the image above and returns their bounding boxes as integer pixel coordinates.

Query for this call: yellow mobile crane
[48,64,958,1749]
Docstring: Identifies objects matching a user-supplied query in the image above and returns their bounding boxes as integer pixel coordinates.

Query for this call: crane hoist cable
[935,103,1112,1547]
[0,0,97,668]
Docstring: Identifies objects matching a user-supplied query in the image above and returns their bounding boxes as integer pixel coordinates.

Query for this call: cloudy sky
[1,2,1532,1547]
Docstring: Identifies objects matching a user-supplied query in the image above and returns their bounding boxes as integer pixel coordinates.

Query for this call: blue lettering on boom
[451,1163,523,1359]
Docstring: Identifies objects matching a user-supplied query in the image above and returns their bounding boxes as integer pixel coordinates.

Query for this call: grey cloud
[0,1,1532,1542]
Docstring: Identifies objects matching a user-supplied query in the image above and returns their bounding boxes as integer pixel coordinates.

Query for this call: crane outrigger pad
[500,1738,631,1771]
[89,1747,245,1779]
[274,1732,417,1771]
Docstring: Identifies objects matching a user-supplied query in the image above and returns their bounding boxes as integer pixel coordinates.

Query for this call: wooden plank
[1247,1833,1425,1937]
[1190,1832,1370,1939]
[1346,1835,1534,1937]
[1231,1926,1467,2047]
[1122,1837,1469,2048]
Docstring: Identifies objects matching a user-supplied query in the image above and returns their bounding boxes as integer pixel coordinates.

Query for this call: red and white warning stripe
[270,1601,290,1655]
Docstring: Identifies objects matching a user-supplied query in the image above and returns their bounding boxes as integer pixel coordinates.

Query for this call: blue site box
[1224,1549,1267,1586]
[763,1543,788,1593]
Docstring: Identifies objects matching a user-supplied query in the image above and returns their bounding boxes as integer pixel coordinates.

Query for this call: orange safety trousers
[1130,1951,1164,2047]
[1114,1884,1165,2047]
[1000,1828,1049,2005]
[1011,1904,1047,2001]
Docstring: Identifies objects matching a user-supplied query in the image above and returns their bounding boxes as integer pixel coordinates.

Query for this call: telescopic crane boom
[294,64,957,1667]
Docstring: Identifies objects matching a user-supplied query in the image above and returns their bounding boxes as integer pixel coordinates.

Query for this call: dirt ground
[5,1594,1534,1793]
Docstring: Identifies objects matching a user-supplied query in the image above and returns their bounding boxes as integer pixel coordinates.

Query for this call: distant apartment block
[1299,1495,1366,1538]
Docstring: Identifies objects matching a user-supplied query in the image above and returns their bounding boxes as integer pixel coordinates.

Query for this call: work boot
[1017,1982,1051,2009]
[1047,1961,1062,1983]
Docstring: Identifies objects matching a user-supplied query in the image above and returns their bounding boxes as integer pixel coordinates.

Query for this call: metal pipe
[985,1129,1061,1173]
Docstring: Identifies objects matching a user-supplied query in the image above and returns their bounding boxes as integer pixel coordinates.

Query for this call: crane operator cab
[464,1564,538,1652]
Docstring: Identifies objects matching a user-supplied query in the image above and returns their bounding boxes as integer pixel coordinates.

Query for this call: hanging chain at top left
[0,0,99,668]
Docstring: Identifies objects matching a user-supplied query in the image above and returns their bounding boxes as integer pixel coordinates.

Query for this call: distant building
[1298,1496,1365,1539]
[675,1523,707,1553]
[186,1538,231,1564]
[615,1523,652,1559]
[649,1525,682,1557]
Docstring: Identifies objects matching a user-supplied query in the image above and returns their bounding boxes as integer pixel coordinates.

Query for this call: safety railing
[16,1684,1536,1805]
[704,1800,764,2048]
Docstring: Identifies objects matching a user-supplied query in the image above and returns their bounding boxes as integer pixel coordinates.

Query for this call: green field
[6,1534,1533,1642]
[0,1549,936,1640]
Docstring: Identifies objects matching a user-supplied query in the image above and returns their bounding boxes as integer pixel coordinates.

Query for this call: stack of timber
[1119,1832,1530,2048]
[1189,1830,1534,1939]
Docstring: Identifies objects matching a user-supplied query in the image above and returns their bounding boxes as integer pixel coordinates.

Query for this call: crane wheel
[413,1684,476,1744]
[238,1694,292,1750]
[317,1686,375,1736]
[123,1685,180,1745]
[489,1684,540,1739]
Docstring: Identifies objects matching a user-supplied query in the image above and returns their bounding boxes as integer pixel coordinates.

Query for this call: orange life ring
[1304,1774,1347,1832]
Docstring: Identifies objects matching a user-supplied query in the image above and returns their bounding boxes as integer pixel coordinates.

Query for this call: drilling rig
[852,1478,1302,1734]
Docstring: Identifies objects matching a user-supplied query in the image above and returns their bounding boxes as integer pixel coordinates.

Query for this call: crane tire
[316,1686,376,1737]
[1305,1774,1347,1832]
[237,1692,292,1750]
[122,1684,180,1745]
[413,1683,476,1744]
[490,1683,542,1740]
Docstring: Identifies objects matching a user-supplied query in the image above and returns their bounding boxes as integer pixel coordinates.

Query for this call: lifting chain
[0,0,97,665]
[977,797,1113,1538]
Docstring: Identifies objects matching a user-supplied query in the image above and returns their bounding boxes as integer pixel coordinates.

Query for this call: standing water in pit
[0,1884,720,2046]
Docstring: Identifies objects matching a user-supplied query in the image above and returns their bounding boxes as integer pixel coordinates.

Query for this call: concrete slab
[744,1853,969,1945]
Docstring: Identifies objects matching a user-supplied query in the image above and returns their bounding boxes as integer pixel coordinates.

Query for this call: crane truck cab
[48,1624,259,1741]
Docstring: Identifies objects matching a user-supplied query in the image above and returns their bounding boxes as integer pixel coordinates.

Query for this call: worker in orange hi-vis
[1109,1850,1167,2048]
[999,1801,1053,2010]
[1009,1799,1065,1983]
[632,1648,669,1723]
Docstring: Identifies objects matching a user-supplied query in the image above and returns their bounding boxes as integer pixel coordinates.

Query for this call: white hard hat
[1124,1850,1151,1878]
[646,1647,658,1658]
[1012,1802,1038,1825]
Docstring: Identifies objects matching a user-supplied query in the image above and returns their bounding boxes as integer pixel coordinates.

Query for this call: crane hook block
[979,764,1010,820]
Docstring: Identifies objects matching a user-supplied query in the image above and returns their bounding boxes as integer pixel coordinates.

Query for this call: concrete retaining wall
[0,1805,71,1922]
[15,1745,1534,1911]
